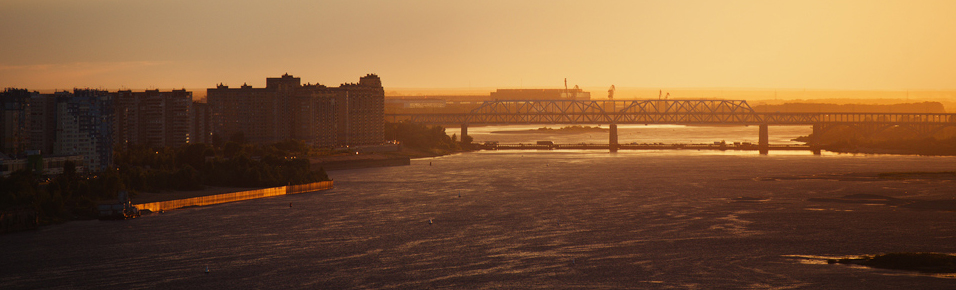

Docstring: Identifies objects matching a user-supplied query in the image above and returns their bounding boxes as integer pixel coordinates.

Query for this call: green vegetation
[492,125,607,134]
[1,139,330,224]
[3,123,465,225]
[385,121,470,154]
[832,253,956,273]
[1,164,129,224]
[796,125,956,155]
[116,140,329,191]
[754,102,946,113]
[536,125,606,132]
[804,136,956,155]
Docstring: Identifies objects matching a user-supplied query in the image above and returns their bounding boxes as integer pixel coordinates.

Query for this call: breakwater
[133,181,333,212]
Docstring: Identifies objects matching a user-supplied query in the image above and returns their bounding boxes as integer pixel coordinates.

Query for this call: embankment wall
[133,181,333,212]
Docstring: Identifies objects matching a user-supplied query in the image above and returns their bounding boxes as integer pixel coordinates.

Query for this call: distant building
[4,87,203,173]
[29,92,60,155]
[207,73,384,147]
[490,88,591,100]
[293,83,337,147]
[1,89,100,174]
[0,154,86,177]
[54,89,114,171]
[113,89,193,148]
[385,98,447,109]
[337,75,385,146]
[191,101,211,145]
[0,89,31,157]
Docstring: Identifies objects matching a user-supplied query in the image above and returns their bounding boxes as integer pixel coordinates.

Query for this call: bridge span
[386,100,956,154]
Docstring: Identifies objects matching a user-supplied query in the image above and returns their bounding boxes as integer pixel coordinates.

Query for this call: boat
[96,191,140,220]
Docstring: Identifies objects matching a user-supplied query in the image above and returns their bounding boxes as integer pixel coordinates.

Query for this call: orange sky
[2,0,956,92]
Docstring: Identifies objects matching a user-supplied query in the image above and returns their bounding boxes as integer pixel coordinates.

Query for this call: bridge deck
[386,100,956,125]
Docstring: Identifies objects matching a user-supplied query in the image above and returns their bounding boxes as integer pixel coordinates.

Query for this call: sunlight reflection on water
[2,150,956,289]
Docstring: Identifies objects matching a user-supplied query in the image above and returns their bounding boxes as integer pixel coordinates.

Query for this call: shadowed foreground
[2,151,955,289]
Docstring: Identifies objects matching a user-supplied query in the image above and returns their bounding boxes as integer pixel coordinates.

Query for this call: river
[2,126,956,289]
[447,124,812,145]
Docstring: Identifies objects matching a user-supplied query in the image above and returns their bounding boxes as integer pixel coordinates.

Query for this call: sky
[2,0,956,92]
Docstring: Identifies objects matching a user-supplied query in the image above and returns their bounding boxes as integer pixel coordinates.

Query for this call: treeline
[797,126,956,155]
[115,140,330,190]
[754,102,945,113]
[1,164,125,224]
[0,140,330,223]
[808,137,956,155]
[385,121,471,152]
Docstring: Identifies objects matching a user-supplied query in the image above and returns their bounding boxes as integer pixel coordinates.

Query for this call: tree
[229,132,246,144]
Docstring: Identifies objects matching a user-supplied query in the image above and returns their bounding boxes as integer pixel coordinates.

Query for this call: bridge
[386,100,956,154]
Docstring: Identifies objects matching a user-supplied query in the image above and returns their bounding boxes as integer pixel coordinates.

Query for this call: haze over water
[448,124,811,146]
[3,128,955,289]
[4,1,956,287]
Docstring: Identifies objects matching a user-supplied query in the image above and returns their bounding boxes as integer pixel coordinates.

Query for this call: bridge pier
[460,124,468,145]
[758,124,769,155]
[609,124,619,152]
[811,124,822,155]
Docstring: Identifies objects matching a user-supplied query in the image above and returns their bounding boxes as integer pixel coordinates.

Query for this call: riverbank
[817,145,956,156]
[134,186,259,204]
[133,181,333,212]
[491,125,608,134]
[124,148,468,212]
[7,151,955,288]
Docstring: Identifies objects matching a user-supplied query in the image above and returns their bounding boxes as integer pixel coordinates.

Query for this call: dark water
[3,150,956,289]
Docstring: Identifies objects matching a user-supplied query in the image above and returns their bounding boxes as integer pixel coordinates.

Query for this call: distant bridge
[385,100,956,154]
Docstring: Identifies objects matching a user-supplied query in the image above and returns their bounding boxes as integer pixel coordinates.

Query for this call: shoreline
[820,146,956,156]
[132,149,455,207]
[133,181,333,212]
[490,126,608,134]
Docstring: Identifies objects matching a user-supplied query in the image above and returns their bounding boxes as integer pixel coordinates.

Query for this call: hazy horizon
[3,0,956,93]
[21,86,956,112]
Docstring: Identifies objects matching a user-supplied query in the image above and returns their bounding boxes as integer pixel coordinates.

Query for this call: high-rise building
[29,92,62,155]
[335,74,385,146]
[0,89,32,157]
[207,83,275,144]
[207,74,384,147]
[113,89,193,148]
[55,89,113,171]
[293,85,337,147]
[191,101,211,145]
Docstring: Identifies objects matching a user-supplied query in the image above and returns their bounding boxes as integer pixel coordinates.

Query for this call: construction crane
[564,78,569,99]
[658,89,670,100]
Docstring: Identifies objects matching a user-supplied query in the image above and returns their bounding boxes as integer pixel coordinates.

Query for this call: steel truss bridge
[385,100,956,153]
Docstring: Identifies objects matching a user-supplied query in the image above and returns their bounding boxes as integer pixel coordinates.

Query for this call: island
[492,125,608,134]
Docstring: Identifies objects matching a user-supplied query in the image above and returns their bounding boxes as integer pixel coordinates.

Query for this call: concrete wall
[134,181,333,212]
[287,181,334,194]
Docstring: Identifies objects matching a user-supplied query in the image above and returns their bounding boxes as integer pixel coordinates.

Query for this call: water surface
[3,150,955,289]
